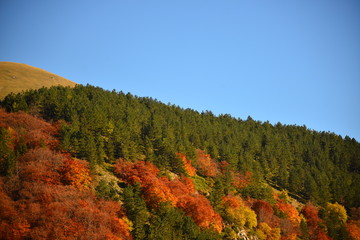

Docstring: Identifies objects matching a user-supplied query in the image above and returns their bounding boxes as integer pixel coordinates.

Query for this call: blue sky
[1,0,360,141]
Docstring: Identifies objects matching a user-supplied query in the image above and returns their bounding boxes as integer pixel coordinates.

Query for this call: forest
[1,84,360,240]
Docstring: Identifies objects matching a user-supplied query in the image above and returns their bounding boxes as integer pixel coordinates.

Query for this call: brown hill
[0,62,77,99]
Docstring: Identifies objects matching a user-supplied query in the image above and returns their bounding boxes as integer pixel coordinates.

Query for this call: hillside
[0,62,77,99]
[0,64,359,239]
[3,108,359,240]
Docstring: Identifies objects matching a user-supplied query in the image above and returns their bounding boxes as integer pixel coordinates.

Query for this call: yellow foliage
[221,195,257,229]
[257,222,281,240]
[326,202,348,225]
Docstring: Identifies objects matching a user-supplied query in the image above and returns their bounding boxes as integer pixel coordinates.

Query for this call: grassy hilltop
[0,62,77,99]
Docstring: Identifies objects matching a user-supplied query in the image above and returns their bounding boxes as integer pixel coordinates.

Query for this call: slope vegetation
[0,62,77,99]
[1,65,359,239]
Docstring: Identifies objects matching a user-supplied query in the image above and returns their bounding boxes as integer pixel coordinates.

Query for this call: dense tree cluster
[0,110,132,240]
[1,85,360,239]
[2,85,359,208]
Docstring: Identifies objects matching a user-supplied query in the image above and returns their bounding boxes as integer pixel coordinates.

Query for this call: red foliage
[0,109,59,149]
[17,183,132,240]
[177,194,223,233]
[0,109,133,239]
[301,204,332,240]
[314,230,333,240]
[0,179,30,240]
[275,199,301,224]
[59,157,91,190]
[0,173,132,240]
[346,220,360,240]
[301,204,322,230]
[222,195,242,209]
[232,171,252,189]
[114,159,223,232]
[219,160,230,172]
[274,201,301,240]
[195,149,219,177]
[251,200,280,228]
[176,153,196,176]
[114,160,177,207]
[166,176,195,197]
[18,148,63,184]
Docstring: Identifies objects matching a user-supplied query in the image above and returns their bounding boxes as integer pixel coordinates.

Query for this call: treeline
[1,84,359,209]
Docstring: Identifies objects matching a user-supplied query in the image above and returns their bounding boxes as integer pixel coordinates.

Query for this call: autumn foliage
[0,109,132,240]
[301,204,332,240]
[195,149,219,177]
[232,171,253,189]
[0,107,356,239]
[251,200,280,228]
[0,109,59,150]
[114,159,177,207]
[59,157,92,189]
[176,153,196,176]
[275,198,301,224]
[220,195,258,229]
[346,220,360,240]
[114,159,223,232]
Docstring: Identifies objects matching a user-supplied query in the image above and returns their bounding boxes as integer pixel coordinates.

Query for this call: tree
[325,202,348,240]
[220,195,257,230]
[251,200,279,228]
[59,157,92,190]
[0,127,16,175]
[256,222,281,240]
[195,149,219,177]
[301,203,332,240]
[123,184,150,240]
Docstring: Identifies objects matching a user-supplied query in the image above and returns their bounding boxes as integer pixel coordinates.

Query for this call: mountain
[0,62,77,99]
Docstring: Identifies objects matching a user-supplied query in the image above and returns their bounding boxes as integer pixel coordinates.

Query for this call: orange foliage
[0,179,30,240]
[275,198,301,224]
[18,183,132,240]
[232,171,252,189]
[176,153,196,176]
[195,149,219,177]
[114,160,177,207]
[59,157,92,190]
[114,159,223,232]
[166,176,195,197]
[177,194,223,233]
[0,109,133,239]
[18,148,63,184]
[301,204,332,240]
[0,109,59,150]
[221,195,258,229]
[280,233,297,240]
[346,220,360,240]
[222,195,242,209]
[301,204,322,229]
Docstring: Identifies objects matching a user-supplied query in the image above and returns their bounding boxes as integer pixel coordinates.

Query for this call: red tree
[59,157,91,190]
[0,109,59,150]
[252,200,280,228]
[301,204,332,240]
[195,149,219,177]
[114,159,177,207]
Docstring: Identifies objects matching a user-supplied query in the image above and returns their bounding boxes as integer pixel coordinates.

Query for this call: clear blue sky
[1,0,360,141]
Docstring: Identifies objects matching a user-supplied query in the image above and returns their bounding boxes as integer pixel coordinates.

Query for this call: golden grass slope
[0,62,77,99]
